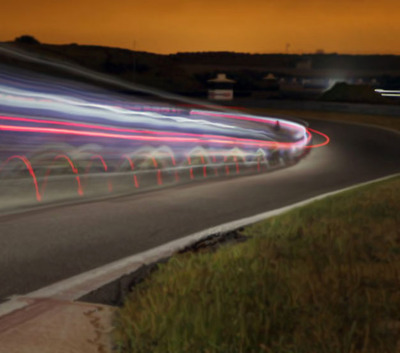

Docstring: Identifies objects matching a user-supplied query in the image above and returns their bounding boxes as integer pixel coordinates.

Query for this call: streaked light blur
[375,89,400,97]
[0,67,328,212]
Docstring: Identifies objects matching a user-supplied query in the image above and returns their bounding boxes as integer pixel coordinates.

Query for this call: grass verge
[113,176,400,353]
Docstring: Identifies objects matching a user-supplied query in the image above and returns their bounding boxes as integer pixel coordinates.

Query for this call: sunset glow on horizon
[2,0,400,55]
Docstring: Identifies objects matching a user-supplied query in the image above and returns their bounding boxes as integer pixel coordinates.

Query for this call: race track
[0,118,399,300]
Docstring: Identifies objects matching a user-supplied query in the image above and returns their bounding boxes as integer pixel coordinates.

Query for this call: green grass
[113,176,400,353]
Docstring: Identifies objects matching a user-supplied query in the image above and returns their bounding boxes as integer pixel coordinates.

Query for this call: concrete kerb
[1,171,399,318]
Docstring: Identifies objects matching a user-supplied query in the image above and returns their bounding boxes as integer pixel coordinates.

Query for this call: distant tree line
[14,35,40,45]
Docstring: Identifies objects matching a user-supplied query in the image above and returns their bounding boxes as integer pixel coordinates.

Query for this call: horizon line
[2,38,400,57]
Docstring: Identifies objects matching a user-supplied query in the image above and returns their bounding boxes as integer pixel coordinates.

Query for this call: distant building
[348,77,381,87]
[296,58,312,70]
[301,77,330,90]
[370,78,378,86]
[207,73,235,101]
[263,73,277,81]
[262,73,279,91]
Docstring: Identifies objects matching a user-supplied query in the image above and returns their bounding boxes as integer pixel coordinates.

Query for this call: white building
[207,73,235,101]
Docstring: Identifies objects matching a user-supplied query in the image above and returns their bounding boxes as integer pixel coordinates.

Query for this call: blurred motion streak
[375,89,400,98]
[0,70,329,212]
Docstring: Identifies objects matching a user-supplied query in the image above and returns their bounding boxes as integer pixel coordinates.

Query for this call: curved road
[0,119,399,300]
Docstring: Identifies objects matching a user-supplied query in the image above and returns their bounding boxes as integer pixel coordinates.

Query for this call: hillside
[1,37,400,101]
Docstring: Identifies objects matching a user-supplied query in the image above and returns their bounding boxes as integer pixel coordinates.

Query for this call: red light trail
[0,115,328,149]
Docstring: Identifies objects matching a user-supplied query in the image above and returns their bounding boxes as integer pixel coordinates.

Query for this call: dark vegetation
[14,35,41,45]
[1,36,400,102]
[320,82,390,104]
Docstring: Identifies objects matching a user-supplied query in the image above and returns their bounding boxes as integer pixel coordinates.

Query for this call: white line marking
[0,172,399,317]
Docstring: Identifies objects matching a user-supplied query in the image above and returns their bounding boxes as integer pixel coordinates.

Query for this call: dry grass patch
[114,176,400,353]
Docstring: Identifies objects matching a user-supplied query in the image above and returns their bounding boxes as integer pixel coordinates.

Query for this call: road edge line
[1,172,399,317]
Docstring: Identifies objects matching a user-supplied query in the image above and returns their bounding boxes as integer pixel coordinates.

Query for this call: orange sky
[2,0,400,54]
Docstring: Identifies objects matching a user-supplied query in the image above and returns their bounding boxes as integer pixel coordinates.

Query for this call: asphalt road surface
[0,119,399,300]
